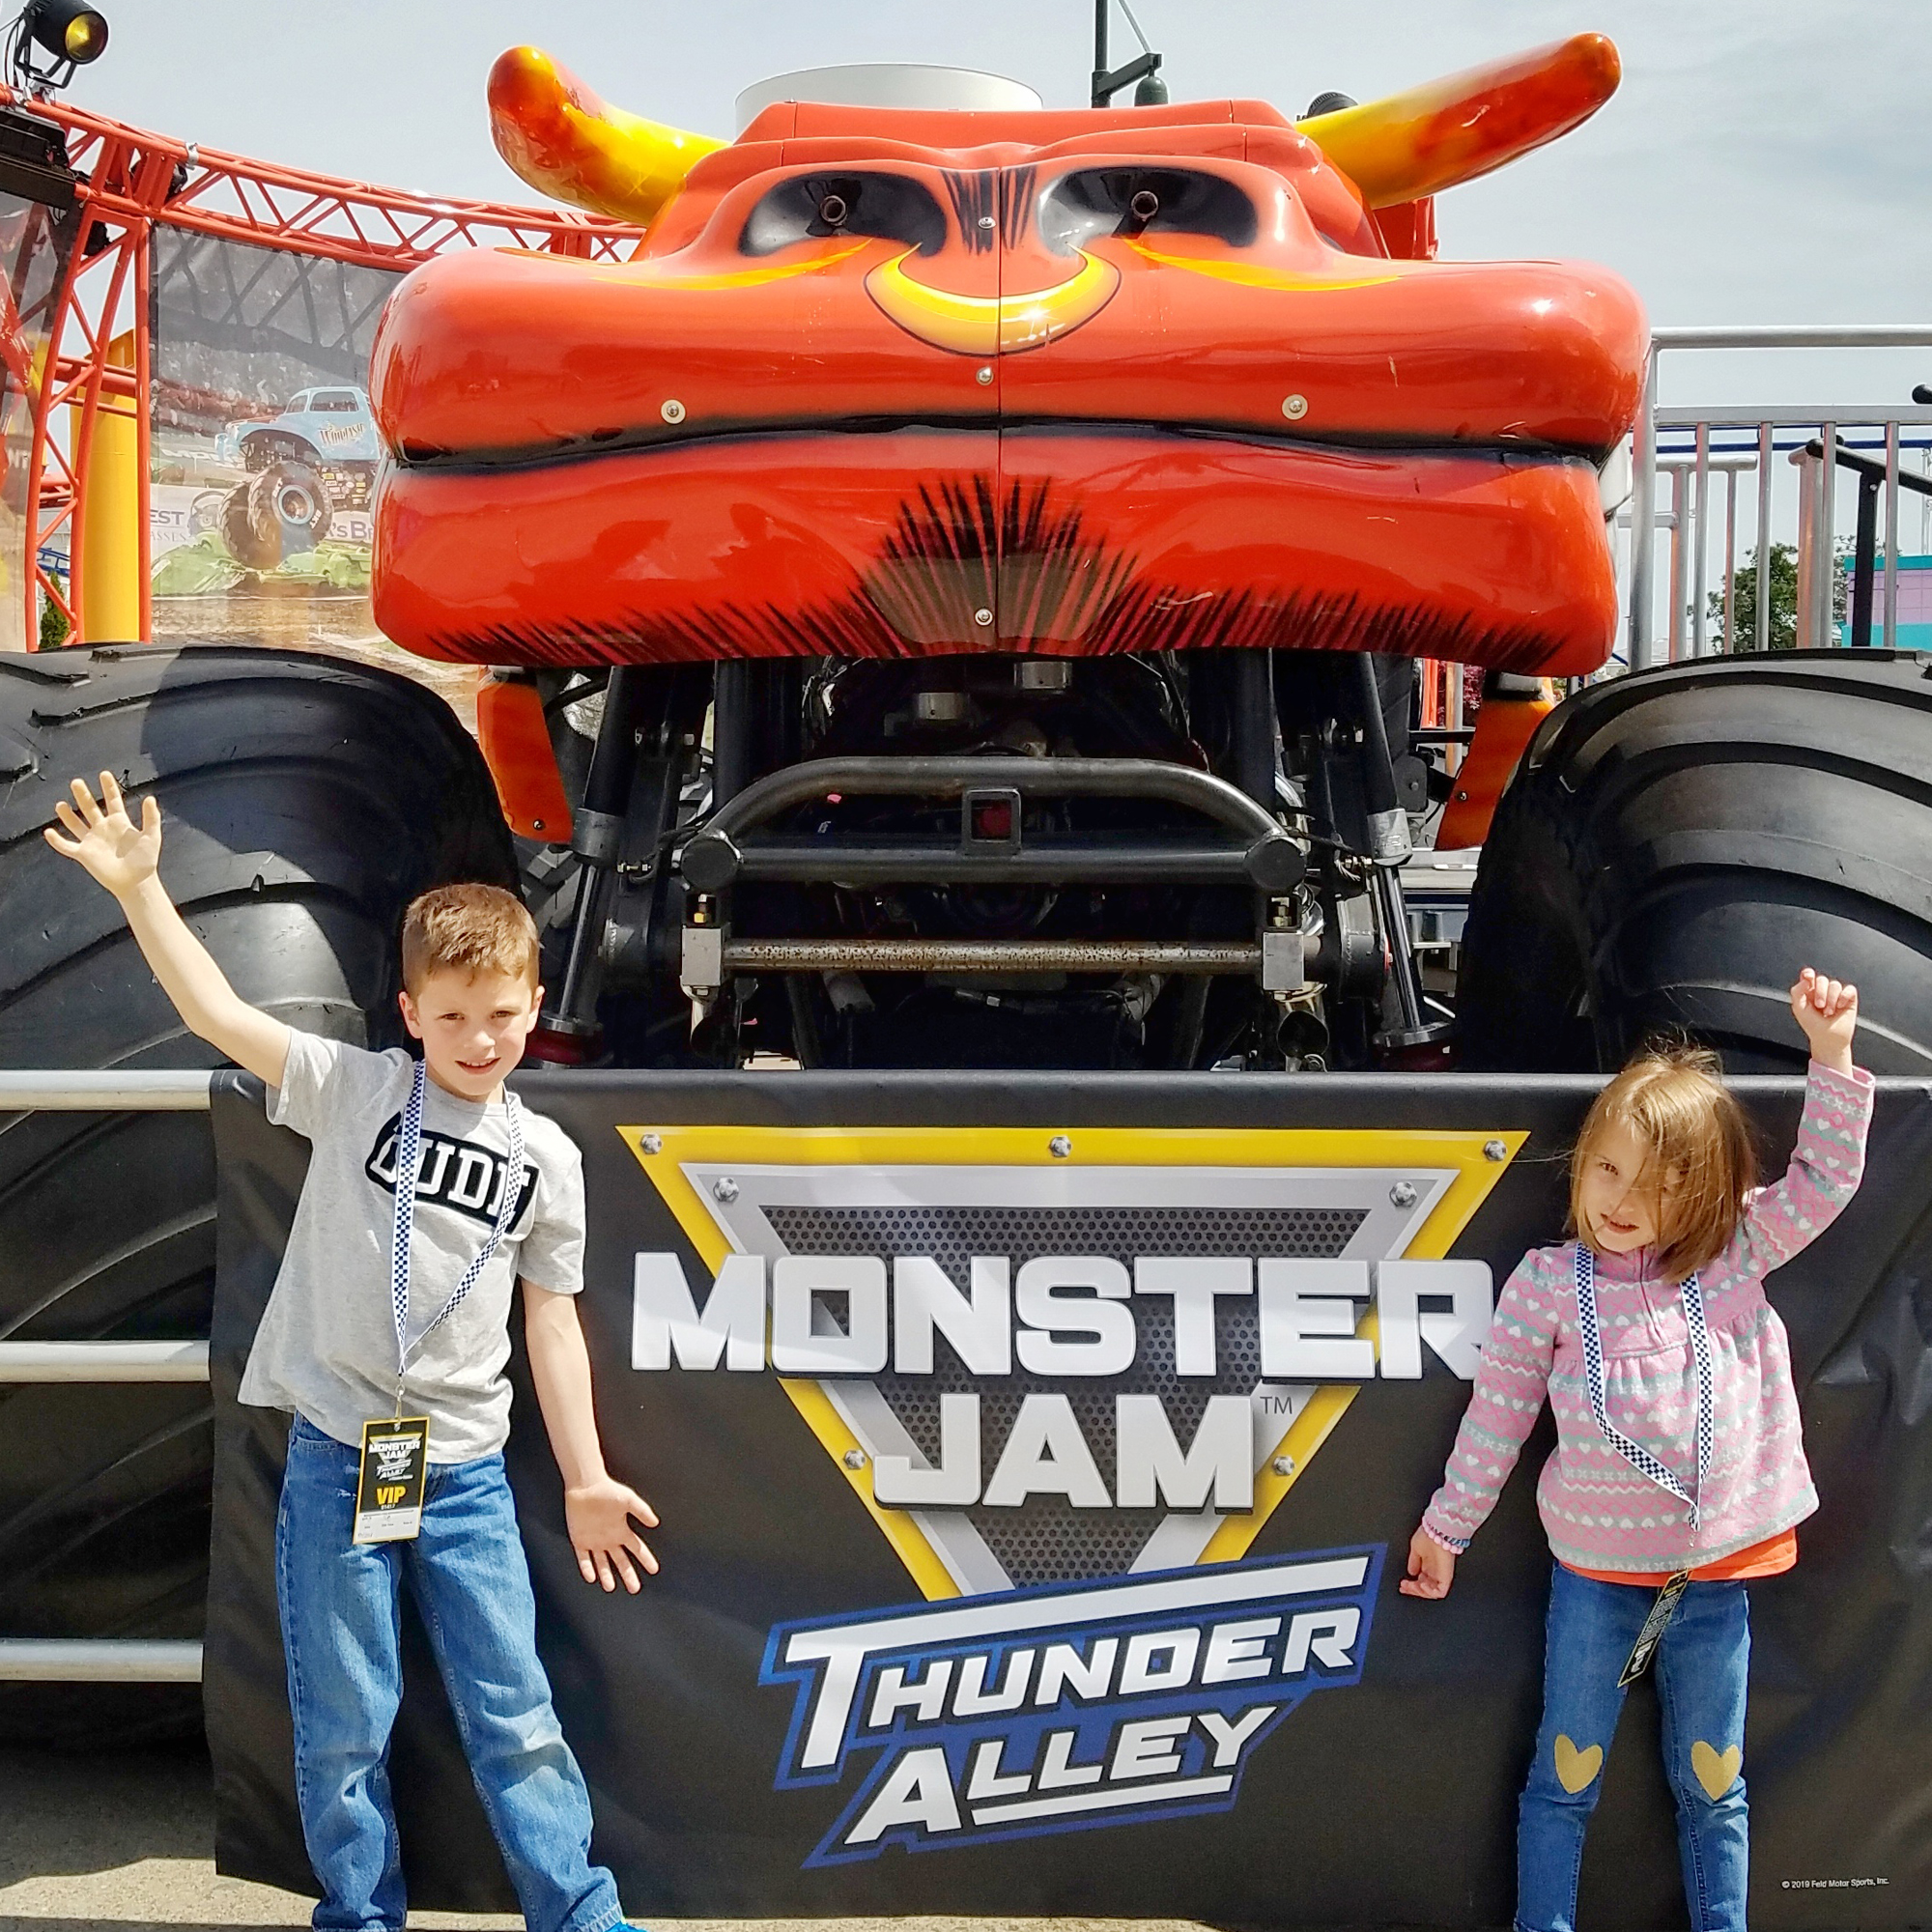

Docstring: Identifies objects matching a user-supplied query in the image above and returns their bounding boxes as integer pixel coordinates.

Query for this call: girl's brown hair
[1568,1040,1758,1280]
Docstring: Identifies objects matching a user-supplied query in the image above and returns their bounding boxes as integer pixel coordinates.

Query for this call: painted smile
[864,247,1121,357]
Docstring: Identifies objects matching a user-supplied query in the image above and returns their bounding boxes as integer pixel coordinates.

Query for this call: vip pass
[1574,1245,1712,1525]
[763,1548,1381,1862]
[388,1059,525,1397]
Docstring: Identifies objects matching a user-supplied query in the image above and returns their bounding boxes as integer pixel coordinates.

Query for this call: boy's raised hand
[45,771,161,900]
[1790,967,1858,1076]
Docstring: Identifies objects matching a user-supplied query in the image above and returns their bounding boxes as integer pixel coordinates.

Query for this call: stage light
[9,1,107,94]
[27,1,106,62]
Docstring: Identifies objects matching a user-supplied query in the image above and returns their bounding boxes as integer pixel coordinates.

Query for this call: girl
[1404,968,1870,1932]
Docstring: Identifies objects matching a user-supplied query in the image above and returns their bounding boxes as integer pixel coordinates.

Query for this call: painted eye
[741,173,947,257]
[1037,167,1258,255]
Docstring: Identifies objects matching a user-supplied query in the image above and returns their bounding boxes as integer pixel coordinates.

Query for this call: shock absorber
[1353,655,1447,1055]
[534,667,659,1054]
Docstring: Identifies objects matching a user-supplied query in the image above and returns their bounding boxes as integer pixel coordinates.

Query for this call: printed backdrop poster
[206,1070,1932,1927]
[147,228,399,655]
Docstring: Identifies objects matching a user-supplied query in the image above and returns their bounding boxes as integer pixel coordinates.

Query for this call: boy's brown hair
[401,884,540,994]
[1567,1039,1759,1281]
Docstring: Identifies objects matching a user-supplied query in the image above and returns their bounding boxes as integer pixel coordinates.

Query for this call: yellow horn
[487,45,724,226]
[1298,32,1621,209]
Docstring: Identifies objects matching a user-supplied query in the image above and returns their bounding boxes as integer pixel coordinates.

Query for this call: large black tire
[0,645,515,1742]
[1458,650,1932,1074]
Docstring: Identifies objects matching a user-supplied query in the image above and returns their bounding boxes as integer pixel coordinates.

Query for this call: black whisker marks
[999,165,1037,250]
[943,170,998,253]
[432,474,1559,672]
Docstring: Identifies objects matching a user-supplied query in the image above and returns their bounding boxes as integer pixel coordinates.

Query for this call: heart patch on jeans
[1691,1740,1742,1800]
[1553,1734,1603,1793]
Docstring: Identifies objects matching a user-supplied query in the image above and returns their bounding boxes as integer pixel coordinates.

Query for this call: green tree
[38,590,69,650]
[1706,541,1849,651]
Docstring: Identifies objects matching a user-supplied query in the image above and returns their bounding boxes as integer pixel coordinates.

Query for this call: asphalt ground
[0,1740,1215,1932]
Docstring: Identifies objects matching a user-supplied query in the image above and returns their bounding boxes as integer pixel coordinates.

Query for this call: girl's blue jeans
[1517,1562,1750,1932]
[275,1414,623,1932]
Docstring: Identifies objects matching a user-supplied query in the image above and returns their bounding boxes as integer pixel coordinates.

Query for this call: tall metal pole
[1668,466,1689,663]
[1690,421,1711,657]
[1755,421,1773,653]
[1628,343,1659,669]
[1884,419,1900,649]
[1091,0,1109,107]
[1819,421,1837,646]
[1720,468,1737,653]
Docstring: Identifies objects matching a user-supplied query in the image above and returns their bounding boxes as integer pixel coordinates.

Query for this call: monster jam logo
[623,1123,1517,1859]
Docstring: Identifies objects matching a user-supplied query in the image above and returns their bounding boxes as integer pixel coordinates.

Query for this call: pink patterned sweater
[1422,1061,1874,1574]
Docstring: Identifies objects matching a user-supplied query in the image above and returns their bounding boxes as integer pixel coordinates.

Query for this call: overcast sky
[71,0,1932,411]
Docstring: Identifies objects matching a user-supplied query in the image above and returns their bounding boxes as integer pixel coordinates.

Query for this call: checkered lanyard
[388,1059,526,1405]
[1574,1244,1713,1528]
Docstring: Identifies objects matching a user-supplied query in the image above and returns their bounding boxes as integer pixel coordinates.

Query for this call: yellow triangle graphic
[620,1122,1520,1600]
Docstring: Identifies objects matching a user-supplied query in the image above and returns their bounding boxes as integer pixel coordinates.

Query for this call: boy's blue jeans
[1517,1562,1750,1932]
[275,1415,623,1932]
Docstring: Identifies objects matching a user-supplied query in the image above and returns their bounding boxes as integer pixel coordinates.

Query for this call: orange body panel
[375,431,1614,672]
[374,48,1645,674]
[474,674,574,841]
[1435,682,1559,847]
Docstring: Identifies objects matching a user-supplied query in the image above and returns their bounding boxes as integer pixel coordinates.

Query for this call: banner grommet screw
[1389,1180,1417,1208]
[713,1177,739,1203]
[1483,1139,1507,1162]
[1272,1455,1296,1476]
[1048,1134,1072,1158]
[640,1133,662,1154]
[842,1448,867,1469]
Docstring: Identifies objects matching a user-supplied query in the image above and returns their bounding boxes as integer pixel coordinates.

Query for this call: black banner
[206,1070,1932,1926]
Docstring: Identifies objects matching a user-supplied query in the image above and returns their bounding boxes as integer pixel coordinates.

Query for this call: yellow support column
[69,330,140,643]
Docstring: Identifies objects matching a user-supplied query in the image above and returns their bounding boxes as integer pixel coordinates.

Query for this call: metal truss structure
[5,82,639,648]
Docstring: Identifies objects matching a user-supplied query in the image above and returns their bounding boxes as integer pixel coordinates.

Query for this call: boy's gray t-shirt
[238,1029,585,1463]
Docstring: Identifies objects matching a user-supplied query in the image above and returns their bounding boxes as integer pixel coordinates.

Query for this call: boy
[47,771,651,1932]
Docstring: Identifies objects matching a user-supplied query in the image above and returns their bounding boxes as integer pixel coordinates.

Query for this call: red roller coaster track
[3,82,640,649]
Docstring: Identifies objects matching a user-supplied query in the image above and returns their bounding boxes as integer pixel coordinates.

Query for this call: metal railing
[1627,326,1932,669]
[0,1069,213,1684]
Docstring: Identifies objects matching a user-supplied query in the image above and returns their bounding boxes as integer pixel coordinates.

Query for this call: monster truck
[214,385,377,568]
[11,29,1932,1738]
